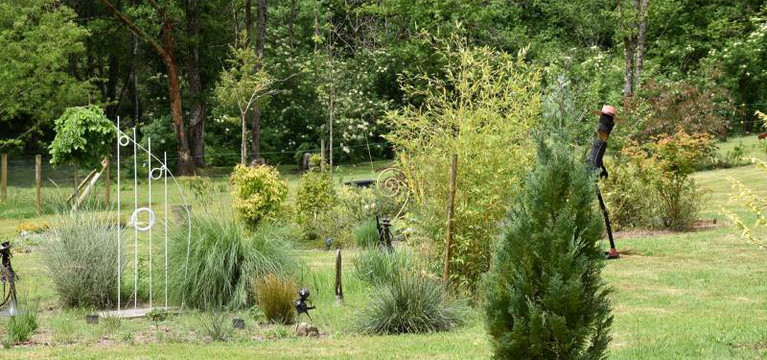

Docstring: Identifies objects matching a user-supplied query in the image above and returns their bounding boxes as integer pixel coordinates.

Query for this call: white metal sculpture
[114,117,191,314]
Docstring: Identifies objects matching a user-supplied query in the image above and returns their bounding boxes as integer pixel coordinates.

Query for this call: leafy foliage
[386,37,541,289]
[169,214,295,309]
[357,274,463,335]
[48,105,115,169]
[253,274,297,325]
[44,214,123,309]
[295,171,336,221]
[484,137,612,360]
[230,165,288,228]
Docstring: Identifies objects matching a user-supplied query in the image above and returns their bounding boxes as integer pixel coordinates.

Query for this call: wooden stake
[1,153,6,201]
[320,139,326,172]
[335,248,343,303]
[35,155,41,214]
[104,157,111,208]
[443,154,458,285]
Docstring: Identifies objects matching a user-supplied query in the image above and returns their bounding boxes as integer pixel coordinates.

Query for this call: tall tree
[98,0,195,174]
[185,0,206,167]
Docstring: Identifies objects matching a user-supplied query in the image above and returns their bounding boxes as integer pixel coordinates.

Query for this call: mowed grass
[1,146,767,358]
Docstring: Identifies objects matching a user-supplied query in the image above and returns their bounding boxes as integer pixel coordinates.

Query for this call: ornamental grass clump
[354,247,415,285]
[44,214,123,309]
[484,137,612,360]
[357,274,463,335]
[253,274,296,325]
[170,214,296,309]
[3,301,38,348]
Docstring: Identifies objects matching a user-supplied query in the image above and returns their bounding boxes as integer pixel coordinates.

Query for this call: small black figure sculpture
[375,215,393,250]
[295,287,315,322]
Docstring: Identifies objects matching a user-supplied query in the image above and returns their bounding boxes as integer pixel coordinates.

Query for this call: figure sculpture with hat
[587,105,620,259]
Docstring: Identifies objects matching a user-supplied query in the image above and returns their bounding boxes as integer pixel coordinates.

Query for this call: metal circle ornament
[130,207,156,232]
[118,134,131,146]
[150,166,165,180]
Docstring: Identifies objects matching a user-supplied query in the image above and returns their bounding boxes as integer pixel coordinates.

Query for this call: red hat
[593,105,619,119]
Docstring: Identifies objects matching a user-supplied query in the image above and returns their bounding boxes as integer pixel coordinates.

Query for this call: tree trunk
[185,0,206,168]
[245,0,252,45]
[623,36,635,110]
[161,18,194,174]
[251,0,266,162]
[241,113,247,165]
[132,34,140,126]
[634,0,649,90]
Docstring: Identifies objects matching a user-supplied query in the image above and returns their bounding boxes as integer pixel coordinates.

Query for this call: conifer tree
[484,136,612,359]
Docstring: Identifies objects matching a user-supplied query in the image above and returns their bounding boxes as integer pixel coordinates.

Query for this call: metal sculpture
[0,241,17,316]
[295,287,315,322]
[587,105,619,259]
[376,215,393,250]
[112,116,192,315]
[375,167,410,220]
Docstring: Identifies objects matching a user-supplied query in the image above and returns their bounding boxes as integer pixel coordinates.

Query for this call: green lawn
[1,152,766,359]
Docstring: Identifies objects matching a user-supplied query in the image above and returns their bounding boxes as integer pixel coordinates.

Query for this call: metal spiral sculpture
[375,167,410,220]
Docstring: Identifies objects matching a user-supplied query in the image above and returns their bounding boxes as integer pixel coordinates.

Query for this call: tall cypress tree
[484,136,612,359]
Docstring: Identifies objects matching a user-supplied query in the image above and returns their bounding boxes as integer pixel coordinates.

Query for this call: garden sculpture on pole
[587,105,620,259]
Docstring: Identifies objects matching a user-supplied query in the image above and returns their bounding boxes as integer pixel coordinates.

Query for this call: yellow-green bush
[230,164,288,228]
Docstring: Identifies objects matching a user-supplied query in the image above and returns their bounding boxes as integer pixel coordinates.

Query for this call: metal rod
[148,138,153,308]
[164,151,168,308]
[133,127,138,309]
[116,116,121,313]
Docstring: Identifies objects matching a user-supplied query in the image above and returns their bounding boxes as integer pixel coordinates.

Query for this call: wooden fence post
[35,155,42,214]
[1,153,6,201]
[104,157,110,208]
[443,154,458,285]
[335,248,343,303]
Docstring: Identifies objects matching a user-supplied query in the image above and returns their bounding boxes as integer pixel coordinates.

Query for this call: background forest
[1,0,765,173]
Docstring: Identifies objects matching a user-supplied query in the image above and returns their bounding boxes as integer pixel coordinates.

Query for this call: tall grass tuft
[253,274,297,325]
[3,302,39,347]
[169,213,296,309]
[44,214,123,308]
[354,248,415,285]
[357,275,463,334]
[199,309,233,342]
[353,220,379,248]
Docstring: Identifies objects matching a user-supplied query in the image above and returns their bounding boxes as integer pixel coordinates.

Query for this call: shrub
[385,37,540,289]
[3,303,38,347]
[484,137,612,359]
[296,171,336,221]
[169,213,295,309]
[353,220,379,248]
[253,274,296,325]
[48,105,115,169]
[230,164,288,228]
[634,79,734,141]
[624,132,713,230]
[601,158,659,229]
[357,274,463,335]
[44,215,123,308]
[354,248,415,285]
